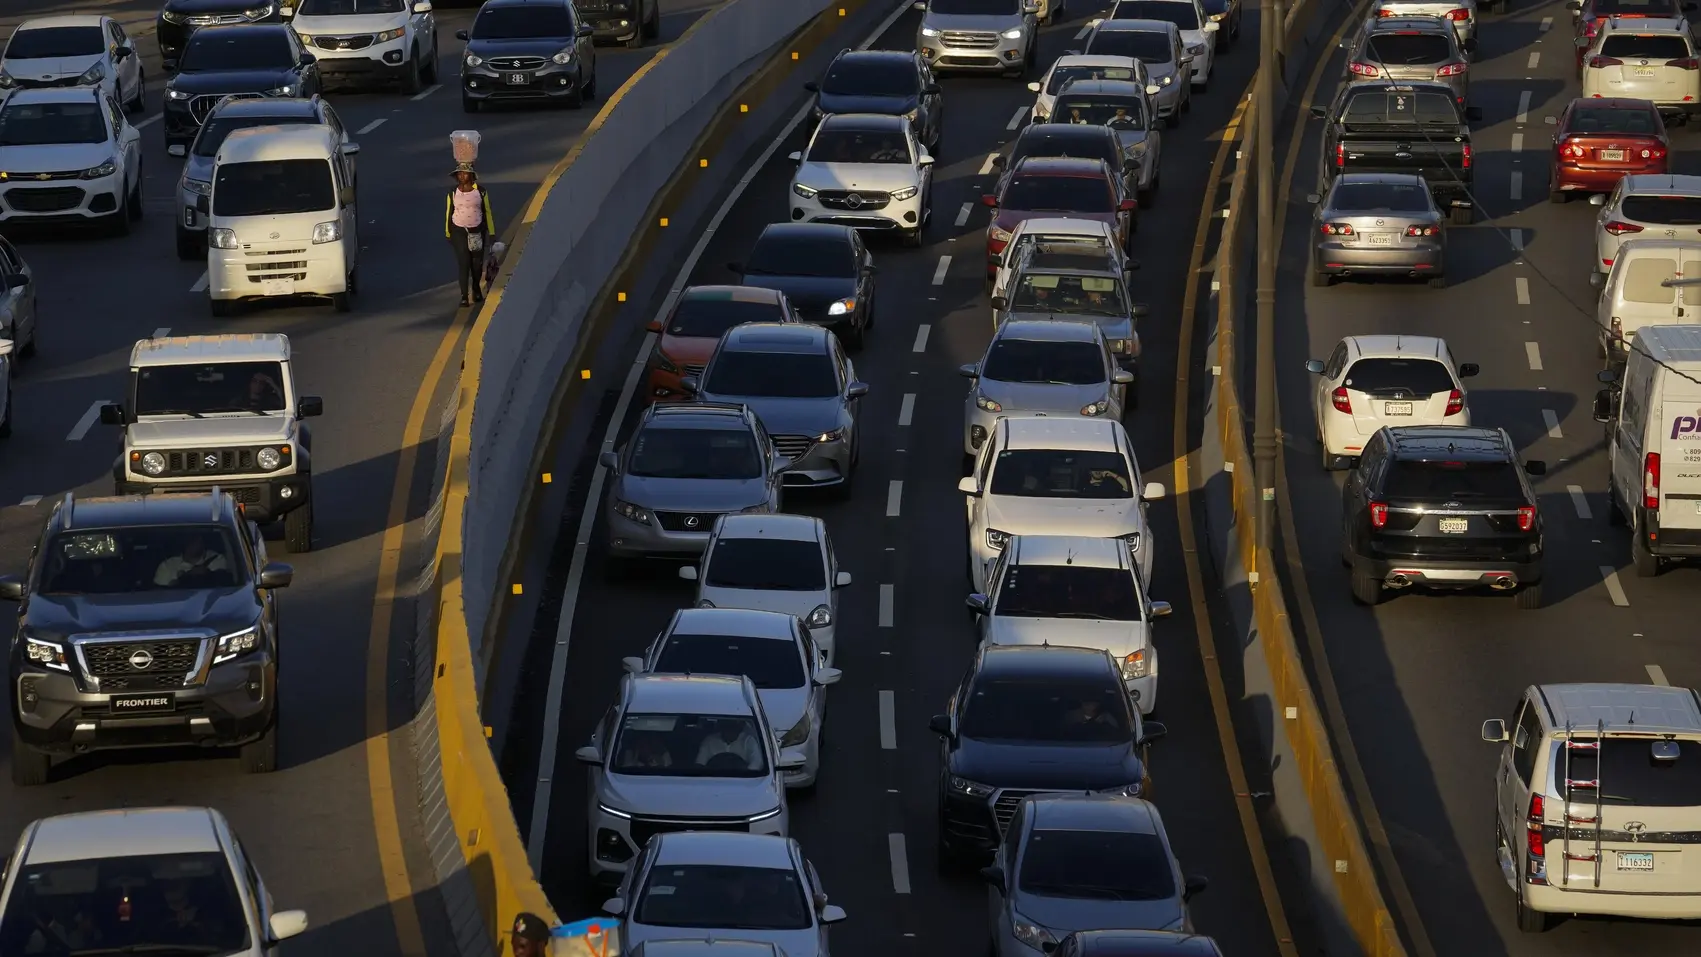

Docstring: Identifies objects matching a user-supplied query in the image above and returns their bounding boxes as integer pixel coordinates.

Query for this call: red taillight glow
[1446,7,1470,19]
[1591,55,1624,67]
[1645,451,1661,509]
[1406,224,1440,237]
[1673,57,1701,70]
[1349,60,1380,76]
[1336,142,1346,167]
[1644,146,1668,160]
[1605,220,1644,235]
[1332,386,1352,413]
[1527,793,1546,859]
[1370,502,1389,528]
[1518,505,1537,531]
[1562,139,1588,158]
[1445,389,1464,415]
[1436,62,1468,77]
[1322,222,1354,236]
[1461,144,1472,169]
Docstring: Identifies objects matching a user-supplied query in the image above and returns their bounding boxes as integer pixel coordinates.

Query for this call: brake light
[1445,7,1469,20]
[1527,793,1546,861]
[1336,142,1346,167]
[1517,505,1537,531]
[1406,224,1439,237]
[1436,62,1468,77]
[1332,386,1352,413]
[1643,146,1668,160]
[1562,139,1588,158]
[1445,389,1464,415]
[1645,451,1661,509]
[1672,57,1700,70]
[1605,220,1644,235]
[1590,55,1624,67]
[1461,143,1472,169]
[1349,60,1380,76]
[1377,7,1396,14]
[1370,502,1389,528]
[1322,222,1355,236]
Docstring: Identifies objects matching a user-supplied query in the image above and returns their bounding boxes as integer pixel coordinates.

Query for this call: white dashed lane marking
[66,401,106,442]
[151,327,170,339]
[1527,51,1541,70]
[879,583,894,627]
[1515,277,1530,305]
[1509,228,1524,251]
[979,152,999,175]
[18,495,40,507]
[190,272,208,293]
[912,324,932,352]
[357,118,386,135]
[1517,90,1532,124]
[1567,484,1592,520]
[888,833,912,894]
[1006,105,1027,130]
[931,255,951,285]
[1525,342,1543,370]
[1601,566,1630,607]
[886,480,903,518]
[1543,409,1563,438]
[898,393,915,427]
[134,113,160,130]
[1511,132,1524,153]
[955,201,972,227]
[410,84,442,102]
[1540,15,1553,30]
[879,690,897,749]
[1510,171,1523,202]
[1647,664,1670,685]
[1074,23,1091,40]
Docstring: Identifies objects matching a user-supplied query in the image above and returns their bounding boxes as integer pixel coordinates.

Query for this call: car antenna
[1066,548,1075,565]
[62,492,74,529]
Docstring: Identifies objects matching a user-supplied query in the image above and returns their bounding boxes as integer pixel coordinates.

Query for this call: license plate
[1695,500,1701,514]
[109,693,175,714]
[1367,233,1393,245]
[1384,401,1413,415]
[1438,517,1468,533]
[1634,67,1657,77]
[1618,851,1654,871]
[261,278,294,296]
[1599,149,1625,161]
[507,73,528,84]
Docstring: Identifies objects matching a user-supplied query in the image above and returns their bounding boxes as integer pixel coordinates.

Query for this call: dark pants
[449,225,487,299]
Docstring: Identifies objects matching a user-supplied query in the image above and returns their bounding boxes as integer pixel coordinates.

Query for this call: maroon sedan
[983,156,1135,280]
[1550,97,1668,201]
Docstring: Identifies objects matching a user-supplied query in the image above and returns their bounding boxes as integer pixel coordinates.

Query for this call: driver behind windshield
[694,718,762,770]
[1063,697,1120,729]
[151,880,228,946]
[154,535,230,587]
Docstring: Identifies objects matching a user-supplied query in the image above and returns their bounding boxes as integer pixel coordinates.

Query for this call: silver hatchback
[960,318,1132,456]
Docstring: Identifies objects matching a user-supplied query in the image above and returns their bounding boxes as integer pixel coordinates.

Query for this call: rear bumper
[1314,240,1444,273]
[1553,161,1665,193]
[1643,510,1701,557]
[1358,554,1543,590]
[1525,882,1701,920]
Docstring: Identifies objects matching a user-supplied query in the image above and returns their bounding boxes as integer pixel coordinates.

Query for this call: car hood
[986,616,1150,655]
[1,55,102,82]
[168,68,297,94]
[951,738,1142,790]
[24,588,259,643]
[741,274,856,314]
[923,12,1024,29]
[984,494,1140,537]
[696,586,829,621]
[623,925,819,957]
[618,475,770,512]
[601,770,782,818]
[1016,895,1185,937]
[977,380,1108,416]
[464,37,575,58]
[1115,129,1154,150]
[698,395,843,437]
[796,161,919,191]
[0,143,113,175]
[291,12,409,32]
[654,335,720,366]
[1002,310,1133,344]
[814,91,919,116]
[756,687,808,736]
[127,416,296,448]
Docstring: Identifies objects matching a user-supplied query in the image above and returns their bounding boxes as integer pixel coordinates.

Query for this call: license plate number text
[507,73,528,84]
[1618,851,1654,871]
[1384,401,1413,415]
[1438,517,1468,533]
[1599,149,1625,161]
[261,278,294,296]
[1634,67,1657,77]
[1368,233,1393,245]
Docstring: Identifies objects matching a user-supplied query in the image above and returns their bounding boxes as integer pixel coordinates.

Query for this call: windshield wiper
[141,408,205,418]
[197,406,273,416]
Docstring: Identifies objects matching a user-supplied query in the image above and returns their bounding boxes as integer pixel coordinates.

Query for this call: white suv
[678,512,850,665]
[289,0,439,93]
[1591,172,1701,275]
[1305,335,1477,470]
[1481,683,1701,931]
[788,112,933,248]
[1580,18,1700,119]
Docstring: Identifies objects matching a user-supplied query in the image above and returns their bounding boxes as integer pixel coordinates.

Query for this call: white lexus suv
[788,112,933,247]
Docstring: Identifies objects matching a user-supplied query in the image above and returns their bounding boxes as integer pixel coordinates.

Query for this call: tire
[209,297,234,318]
[1350,561,1384,605]
[642,0,662,39]
[283,502,313,553]
[902,226,922,248]
[462,95,480,114]
[1632,519,1661,577]
[1312,268,1332,287]
[1607,481,1627,526]
[126,68,145,113]
[0,383,13,439]
[1514,582,1543,609]
[564,71,585,108]
[21,319,35,359]
[1515,890,1552,933]
[1549,189,1568,204]
[176,226,203,261]
[240,713,279,774]
[422,35,439,83]
[1427,274,1447,289]
[346,265,359,296]
[1450,204,1472,226]
[1165,111,1180,129]
[401,45,424,95]
[584,66,598,100]
[10,728,48,787]
[110,190,131,237]
[331,291,351,312]
[842,320,864,351]
[624,25,644,48]
[1182,92,1192,113]
[1321,443,1340,470]
[127,168,143,221]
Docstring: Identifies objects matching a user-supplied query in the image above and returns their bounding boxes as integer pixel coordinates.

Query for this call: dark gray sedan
[1307,172,1447,288]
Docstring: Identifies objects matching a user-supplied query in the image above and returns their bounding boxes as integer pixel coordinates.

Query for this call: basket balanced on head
[450,129,481,166]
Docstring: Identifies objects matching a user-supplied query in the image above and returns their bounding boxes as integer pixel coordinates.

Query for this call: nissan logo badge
[684,515,700,528]
[128,649,154,671]
[204,453,220,468]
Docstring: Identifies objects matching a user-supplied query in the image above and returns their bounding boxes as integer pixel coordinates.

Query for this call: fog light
[903,211,917,223]
[971,425,987,448]
[596,829,633,863]
[19,677,39,713]
[468,78,480,88]
[384,50,403,63]
[921,48,935,58]
[1004,49,1021,60]
[279,486,295,499]
[792,208,805,220]
[558,75,571,86]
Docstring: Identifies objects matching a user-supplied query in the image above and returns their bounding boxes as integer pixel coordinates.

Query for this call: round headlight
[141,452,166,476]
[256,447,281,470]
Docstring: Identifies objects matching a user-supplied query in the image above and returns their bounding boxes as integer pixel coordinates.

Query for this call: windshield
[212,158,335,217]
[667,297,785,337]
[635,864,811,931]
[705,538,826,590]
[1329,181,1432,212]
[807,128,911,164]
[989,449,1134,499]
[982,338,1106,385]
[0,851,250,956]
[1383,461,1525,499]
[1365,33,1454,65]
[1055,95,1146,129]
[1002,175,1113,213]
[1342,90,1461,126]
[960,675,1133,743]
[627,427,762,480]
[134,360,287,417]
[1111,0,1200,29]
[1047,64,1137,95]
[1342,357,1455,395]
[0,102,105,147]
[928,0,1021,12]
[1600,35,1692,59]
[1019,831,1176,901]
[746,233,853,277]
[181,32,293,71]
[1010,274,1128,317]
[1087,30,1173,62]
[705,350,839,398]
[39,526,243,595]
[995,564,1143,621]
[4,27,104,59]
[1567,105,1660,135]
[1623,194,1701,224]
[298,0,406,12]
[472,6,575,38]
[193,115,316,158]
[610,713,769,776]
[654,634,806,690]
[820,57,917,96]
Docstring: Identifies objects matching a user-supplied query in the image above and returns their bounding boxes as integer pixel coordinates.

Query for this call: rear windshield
[212,159,334,217]
[668,297,784,337]
[1342,357,1455,395]
[1010,274,1128,317]
[1342,90,1461,126]
[1111,1,1200,30]
[1567,105,1661,135]
[807,128,910,164]
[996,564,1143,621]
[1047,64,1138,95]
[193,115,317,158]
[1054,95,1146,129]
[472,6,575,38]
[653,634,805,690]
[1086,30,1173,63]
[705,350,838,398]
[1622,194,1701,225]
[1366,33,1454,65]
[1329,181,1432,212]
[4,26,104,59]
[989,449,1134,499]
[820,56,916,96]
[1599,35,1692,59]
[960,675,1132,743]
[705,538,825,591]
[1382,461,1524,499]
[1595,0,1681,13]
[627,427,763,480]
[1002,174,1113,212]
[1593,738,1701,807]
[982,338,1106,385]
[746,233,852,277]
[1019,831,1176,901]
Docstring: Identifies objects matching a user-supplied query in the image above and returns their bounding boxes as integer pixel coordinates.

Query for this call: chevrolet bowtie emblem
[34,174,49,181]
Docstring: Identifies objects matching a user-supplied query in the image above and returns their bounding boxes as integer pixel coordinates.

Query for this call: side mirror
[678,565,699,581]
[162,59,178,72]
[299,53,317,66]
[979,866,1007,892]
[1118,198,1137,212]
[678,376,700,394]
[925,84,941,95]
[413,1,433,11]
[788,151,803,162]
[1131,303,1150,318]
[455,29,469,40]
[1305,192,1321,205]
[1598,367,1620,384]
[296,395,324,418]
[339,187,355,206]
[621,656,645,674]
[918,155,936,167]
[114,46,134,61]
[599,450,618,470]
[1594,388,1615,423]
[1145,83,1161,95]
[981,193,999,207]
[1458,363,1479,378]
[577,24,593,37]
[990,154,1007,169]
[815,666,843,686]
[98,403,125,425]
[1150,600,1172,619]
[803,81,819,93]
[1589,194,1606,206]
[835,571,853,587]
[341,142,360,156]
[1112,369,1134,385]
[5,274,25,290]
[820,904,848,924]
[0,576,23,601]
[958,476,980,496]
[959,362,980,378]
[1304,359,1326,375]
[601,899,625,916]
[777,753,806,770]
[1182,875,1209,901]
[1463,38,1479,54]
[268,911,309,942]
[847,381,869,399]
[1524,460,1548,476]
[863,263,879,275]
[1589,272,1606,290]
[726,261,745,275]
[258,563,294,588]
[913,0,927,8]
[1023,0,1041,12]
[1310,106,1327,118]
[1027,81,1042,92]
[1140,720,1168,743]
[1481,718,1509,743]
[966,593,989,614]
[990,295,1009,310]
[645,319,663,333]
[575,745,603,765]
[1142,481,1166,501]
[167,143,188,158]
[1567,0,1582,7]
[928,713,953,737]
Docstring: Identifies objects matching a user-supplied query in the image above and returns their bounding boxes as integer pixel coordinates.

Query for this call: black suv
[162,24,321,151]
[929,643,1166,866]
[0,491,292,785]
[805,49,943,150]
[1341,425,1547,608]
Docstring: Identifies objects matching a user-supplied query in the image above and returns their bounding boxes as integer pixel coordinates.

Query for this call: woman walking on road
[445,164,495,307]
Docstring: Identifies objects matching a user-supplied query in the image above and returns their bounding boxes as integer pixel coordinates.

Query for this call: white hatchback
[0,15,144,113]
[1306,334,1477,470]
[0,87,142,228]
[1591,172,1701,275]
[680,512,850,666]
[788,112,932,247]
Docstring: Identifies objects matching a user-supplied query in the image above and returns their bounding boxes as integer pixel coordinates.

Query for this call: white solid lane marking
[886,480,903,517]
[1515,277,1530,305]
[1543,409,1563,438]
[1647,664,1670,686]
[1510,171,1523,202]
[1509,228,1524,251]
[18,495,40,507]
[888,833,912,894]
[879,584,894,627]
[955,202,972,227]
[190,272,208,293]
[931,255,951,285]
[67,401,105,441]
[1511,132,1524,153]
[1601,566,1630,606]
[1540,15,1553,31]
[1516,91,1532,124]
[134,113,161,130]
[879,690,897,749]
[151,327,170,339]
[979,152,999,175]
[898,393,915,427]
[1006,105,1027,130]
[1525,341,1543,371]
[410,83,441,102]
[1527,51,1541,70]
[1567,485,1592,519]
[356,117,386,135]
[913,324,932,352]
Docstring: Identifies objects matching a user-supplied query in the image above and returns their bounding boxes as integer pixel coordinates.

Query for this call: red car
[983,156,1135,279]
[1573,0,1688,69]
[1550,97,1668,201]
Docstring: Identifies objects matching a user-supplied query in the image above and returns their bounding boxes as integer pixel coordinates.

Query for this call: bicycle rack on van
[1560,719,1607,888]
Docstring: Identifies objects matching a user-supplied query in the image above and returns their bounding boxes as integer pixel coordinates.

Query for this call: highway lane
[1279,1,1701,953]
[530,3,1290,954]
[0,1,720,954]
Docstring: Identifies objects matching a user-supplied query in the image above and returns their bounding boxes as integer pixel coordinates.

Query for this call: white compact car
[0,15,145,113]
[0,87,142,229]
[788,112,933,247]
[1579,18,1700,118]
[1591,173,1701,275]
[991,217,1129,299]
[624,607,841,789]
[679,512,850,665]
[1306,335,1477,470]
[289,0,439,93]
[1027,54,1150,123]
[960,319,1132,458]
[961,416,1164,594]
[1102,0,1218,87]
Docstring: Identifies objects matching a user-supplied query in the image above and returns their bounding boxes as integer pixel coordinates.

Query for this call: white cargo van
[1589,238,1701,359]
[1594,324,1701,574]
[205,125,359,317]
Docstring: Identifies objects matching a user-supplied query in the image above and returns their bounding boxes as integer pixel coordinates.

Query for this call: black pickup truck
[1312,81,1482,225]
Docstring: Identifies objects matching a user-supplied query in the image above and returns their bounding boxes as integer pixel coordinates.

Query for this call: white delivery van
[205,125,358,317]
[1595,324,1701,575]
[1589,238,1701,359]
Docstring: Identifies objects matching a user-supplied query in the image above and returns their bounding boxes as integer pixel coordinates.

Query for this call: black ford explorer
[161,24,321,151]
[0,491,291,786]
[930,643,1167,866]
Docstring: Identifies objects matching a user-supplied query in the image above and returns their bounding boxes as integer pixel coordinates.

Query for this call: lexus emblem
[845,192,864,209]
[683,515,700,528]
[128,649,154,671]
[204,453,220,468]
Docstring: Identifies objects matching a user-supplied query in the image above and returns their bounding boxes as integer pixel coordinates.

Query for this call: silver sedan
[1308,172,1448,288]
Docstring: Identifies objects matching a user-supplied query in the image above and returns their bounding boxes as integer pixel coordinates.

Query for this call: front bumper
[919,35,1027,73]
[605,509,718,559]
[791,190,925,232]
[462,62,581,103]
[1313,239,1444,275]
[313,45,413,83]
[939,790,1002,859]
[0,175,123,224]
[209,245,349,301]
[588,807,786,883]
[117,472,311,522]
[781,437,852,487]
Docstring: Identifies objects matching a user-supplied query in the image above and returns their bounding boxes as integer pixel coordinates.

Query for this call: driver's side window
[1324,341,1349,379]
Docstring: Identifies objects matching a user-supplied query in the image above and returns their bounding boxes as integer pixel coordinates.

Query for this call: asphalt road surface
[0,1,721,954]
[1279,1,1701,954]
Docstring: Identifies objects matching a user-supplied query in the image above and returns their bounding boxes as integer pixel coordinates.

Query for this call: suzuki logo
[128,649,154,671]
[269,231,280,239]
[683,515,700,528]
[204,453,220,468]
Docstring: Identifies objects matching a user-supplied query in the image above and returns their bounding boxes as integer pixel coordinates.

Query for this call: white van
[1594,324,1701,574]
[206,125,358,317]
[1589,238,1701,359]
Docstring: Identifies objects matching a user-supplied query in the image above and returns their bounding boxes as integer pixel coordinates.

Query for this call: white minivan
[206,125,359,317]
[1589,238,1701,358]
[1594,323,1701,575]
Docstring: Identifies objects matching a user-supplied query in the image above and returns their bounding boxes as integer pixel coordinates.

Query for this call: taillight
[1332,386,1352,413]
[1349,60,1380,76]
[1643,146,1668,160]
[1460,143,1472,169]
[1436,62,1468,77]
[1562,139,1588,158]
[1517,505,1536,531]
[1445,389,1464,415]
[1590,55,1624,68]
[1645,451,1661,509]
[1446,7,1470,19]
[1322,222,1355,236]
[1406,224,1440,237]
[1370,502,1389,528]
[1377,7,1396,14]
[1604,220,1644,235]
[1673,57,1701,70]
[1527,793,1546,860]
[1336,142,1346,168]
